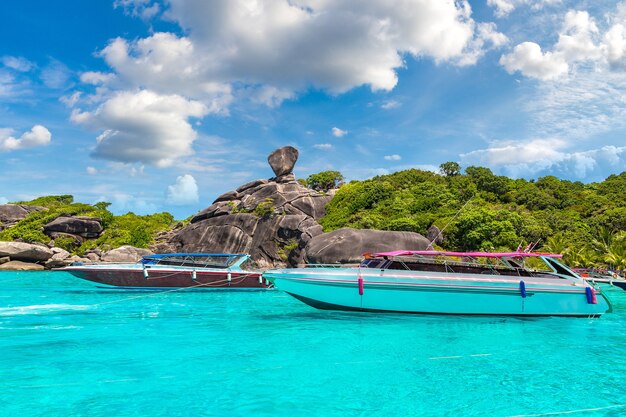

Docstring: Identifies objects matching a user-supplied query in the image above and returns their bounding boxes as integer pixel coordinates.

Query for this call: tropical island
[0,147,624,272]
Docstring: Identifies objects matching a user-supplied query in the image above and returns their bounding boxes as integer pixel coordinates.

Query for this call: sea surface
[1,271,626,417]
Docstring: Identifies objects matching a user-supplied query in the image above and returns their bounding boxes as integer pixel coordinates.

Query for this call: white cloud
[314,143,332,150]
[1,56,34,72]
[166,174,199,205]
[381,100,401,109]
[461,139,626,180]
[86,166,98,175]
[99,33,233,113]
[94,1,504,98]
[80,71,115,85]
[384,154,402,161]
[60,91,81,107]
[40,59,72,89]
[71,89,208,167]
[0,197,8,204]
[114,0,160,20]
[0,125,51,152]
[499,8,624,80]
[500,42,568,80]
[331,127,348,137]
[487,0,561,18]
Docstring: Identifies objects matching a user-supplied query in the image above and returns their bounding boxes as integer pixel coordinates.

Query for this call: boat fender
[258,275,263,284]
[143,265,149,279]
[192,269,197,280]
[227,271,232,283]
[358,274,364,296]
[519,280,526,298]
[585,287,597,304]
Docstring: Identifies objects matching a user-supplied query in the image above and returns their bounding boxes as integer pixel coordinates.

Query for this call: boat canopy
[371,250,562,259]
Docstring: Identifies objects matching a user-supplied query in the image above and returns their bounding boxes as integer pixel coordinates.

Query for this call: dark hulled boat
[62,253,269,289]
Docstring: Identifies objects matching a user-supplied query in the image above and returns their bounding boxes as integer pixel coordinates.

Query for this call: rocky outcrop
[427,225,443,245]
[44,248,72,269]
[0,204,45,231]
[302,228,431,265]
[268,146,298,177]
[169,146,331,267]
[101,245,153,263]
[0,241,54,262]
[43,216,103,238]
[0,260,44,271]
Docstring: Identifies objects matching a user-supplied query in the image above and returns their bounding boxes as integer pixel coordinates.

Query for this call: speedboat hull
[64,265,267,289]
[264,268,611,316]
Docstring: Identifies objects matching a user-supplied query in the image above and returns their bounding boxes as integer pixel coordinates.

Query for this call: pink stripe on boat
[371,250,562,258]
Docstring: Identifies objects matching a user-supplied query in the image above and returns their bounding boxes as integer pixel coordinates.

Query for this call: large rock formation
[0,204,45,231]
[43,216,103,238]
[268,146,299,177]
[302,228,431,265]
[101,245,153,263]
[0,260,44,271]
[0,241,54,262]
[168,147,331,267]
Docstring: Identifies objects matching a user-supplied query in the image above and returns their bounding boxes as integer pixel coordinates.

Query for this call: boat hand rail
[296,263,361,268]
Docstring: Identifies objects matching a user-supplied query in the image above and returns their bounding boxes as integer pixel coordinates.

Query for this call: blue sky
[1,0,626,219]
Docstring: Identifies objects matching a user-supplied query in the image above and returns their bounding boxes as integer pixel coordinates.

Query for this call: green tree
[305,171,344,192]
[439,161,461,177]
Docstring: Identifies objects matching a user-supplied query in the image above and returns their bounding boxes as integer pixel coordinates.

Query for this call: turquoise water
[1,272,626,417]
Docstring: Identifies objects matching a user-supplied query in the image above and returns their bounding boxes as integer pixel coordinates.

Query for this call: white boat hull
[264,268,611,316]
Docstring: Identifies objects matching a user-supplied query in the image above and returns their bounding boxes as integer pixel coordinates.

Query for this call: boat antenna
[427,197,473,249]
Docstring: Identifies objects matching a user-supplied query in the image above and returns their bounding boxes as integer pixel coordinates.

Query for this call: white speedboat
[263,250,612,316]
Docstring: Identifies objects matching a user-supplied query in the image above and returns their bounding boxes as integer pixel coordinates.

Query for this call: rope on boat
[507,403,626,417]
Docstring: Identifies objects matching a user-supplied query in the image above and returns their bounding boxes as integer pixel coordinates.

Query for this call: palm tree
[605,232,626,271]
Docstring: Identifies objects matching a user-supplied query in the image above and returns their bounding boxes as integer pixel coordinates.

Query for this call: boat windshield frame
[361,250,582,282]
[140,253,250,269]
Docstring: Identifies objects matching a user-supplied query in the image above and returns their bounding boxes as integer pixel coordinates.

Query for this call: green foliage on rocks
[319,167,626,269]
[0,195,175,254]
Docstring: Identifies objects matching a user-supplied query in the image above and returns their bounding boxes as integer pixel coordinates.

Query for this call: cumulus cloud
[331,127,348,137]
[1,56,34,72]
[95,1,504,98]
[314,143,332,150]
[384,154,402,161]
[500,9,626,80]
[71,90,208,167]
[500,42,568,80]
[86,166,98,175]
[0,125,51,152]
[0,197,8,204]
[461,139,626,180]
[166,174,199,205]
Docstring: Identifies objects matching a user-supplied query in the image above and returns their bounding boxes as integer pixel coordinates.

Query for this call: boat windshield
[142,254,246,268]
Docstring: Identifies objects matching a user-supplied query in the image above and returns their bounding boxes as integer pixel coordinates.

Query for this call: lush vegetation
[0,195,175,255]
[319,166,626,269]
